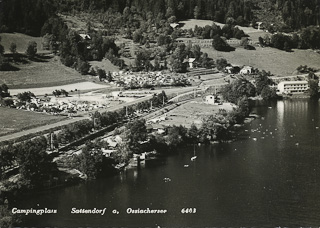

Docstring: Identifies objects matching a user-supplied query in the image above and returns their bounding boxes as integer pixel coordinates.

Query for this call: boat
[191,144,197,161]
[115,163,126,170]
[184,165,189,168]
[163,177,171,182]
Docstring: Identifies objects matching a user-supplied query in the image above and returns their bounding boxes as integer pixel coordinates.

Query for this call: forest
[0,0,319,37]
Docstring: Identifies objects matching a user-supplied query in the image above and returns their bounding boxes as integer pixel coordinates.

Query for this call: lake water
[15,99,320,227]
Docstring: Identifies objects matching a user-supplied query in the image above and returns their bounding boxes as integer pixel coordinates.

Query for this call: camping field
[0,107,66,136]
[160,99,235,128]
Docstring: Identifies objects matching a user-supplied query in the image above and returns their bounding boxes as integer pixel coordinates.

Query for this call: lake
[15,99,320,227]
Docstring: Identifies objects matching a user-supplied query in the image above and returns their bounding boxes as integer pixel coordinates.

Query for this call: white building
[240,66,252,75]
[205,95,216,104]
[101,148,116,157]
[277,81,309,94]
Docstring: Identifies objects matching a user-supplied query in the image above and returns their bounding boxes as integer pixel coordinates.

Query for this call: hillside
[0,33,45,54]
[250,0,285,28]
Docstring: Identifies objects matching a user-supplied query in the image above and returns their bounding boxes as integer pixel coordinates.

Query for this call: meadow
[0,107,66,136]
[0,32,45,54]
[0,55,86,89]
[180,19,320,76]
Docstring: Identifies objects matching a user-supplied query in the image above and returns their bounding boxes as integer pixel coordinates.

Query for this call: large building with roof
[277,81,309,95]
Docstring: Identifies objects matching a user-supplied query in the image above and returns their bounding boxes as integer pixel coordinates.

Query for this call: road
[9,82,111,96]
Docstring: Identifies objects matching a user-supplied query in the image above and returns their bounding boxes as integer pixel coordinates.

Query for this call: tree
[0,143,15,178]
[258,37,264,47]
[0,36,4,55]
[17,91,35,103]
[187,123,199,143]
[212,35,235,52]
[77,59,90,75]
[309,79,319,98]
[61,89,68,97]
[9,42,16,54]
[17,137,56,187]
[194,6,200,19]
[220,79,255,103]
[106,71,113,82]
[255,71,273,95]
[91,111,102,129]
[1,83,9,94]
[97,69,107,81]
[52,89,62,97]
[216,58,228,71]
[0,200,19,227]
[25,41,37,59]
[114,131,131,163]
[166,126,184,147]
[170,43,188,73]
[76,142,104,179]
[261,86,278,100]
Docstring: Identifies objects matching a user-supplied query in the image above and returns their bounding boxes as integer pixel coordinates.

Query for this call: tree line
[259,26,320,51]
[1,0,319,38]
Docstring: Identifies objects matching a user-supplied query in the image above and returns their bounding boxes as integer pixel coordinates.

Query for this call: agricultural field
[0,55,86,89]
[0,32,46,54]
[0,107,66,136]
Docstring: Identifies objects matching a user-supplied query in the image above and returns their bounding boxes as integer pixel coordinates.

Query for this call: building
[79,34,91,40]
[277,81,309,95]
[240,66,252,75]
[101,148,116,157]
[183,58,196,68]
[205,95,216,104]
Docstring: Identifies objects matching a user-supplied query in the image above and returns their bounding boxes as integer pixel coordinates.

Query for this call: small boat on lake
[191,144,197,161]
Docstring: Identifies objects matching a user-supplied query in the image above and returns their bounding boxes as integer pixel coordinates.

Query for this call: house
[146,124,166,134]
[184,58,196,68]
[240,66,252,75]
[225,66,233,74]
[79,34,91,40]
[103,137,118,148]
[170,23,179,29]
[205,95,216,104]
[277,81,309,95]
[256,22,263,30]
[101,148,116,157]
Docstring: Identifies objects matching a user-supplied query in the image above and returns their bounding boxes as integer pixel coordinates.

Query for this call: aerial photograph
[1,0,320,227]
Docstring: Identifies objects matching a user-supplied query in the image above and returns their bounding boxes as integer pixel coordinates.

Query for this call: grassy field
[10,81,111,96]
[0,107,66,136]
[202,46,320,76]
[180,19,267,41]
[160,99,235,128]
[0,55,86,89]
[89,58,120,72]
[180,19,320,76]
[59,13,105,33]
[0,32,46,54]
